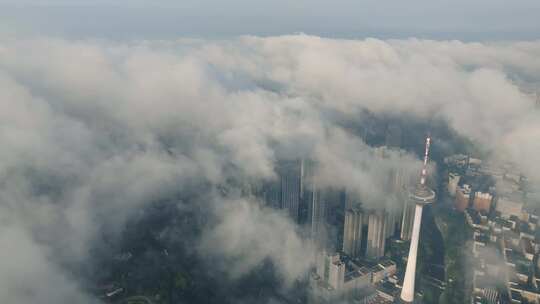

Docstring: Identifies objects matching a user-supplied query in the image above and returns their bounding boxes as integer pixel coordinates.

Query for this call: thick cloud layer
[200,198,313,286]
[0,35,539,303]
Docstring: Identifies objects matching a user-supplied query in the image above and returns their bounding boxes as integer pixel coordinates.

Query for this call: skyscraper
[400,136,436,303]
[320,188,345,252]
[377,147,407,239]
[279,159,303,222]
[309,178,327,249]
[366,210,388,260]
[342,208,363,258]
[386,206,401,238]
[263,180,281,210]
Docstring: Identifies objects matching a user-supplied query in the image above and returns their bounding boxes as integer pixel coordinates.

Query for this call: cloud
[200,35,540,179]
[0,227,95,304]
[0,35,538,302]
[199,198,313,285]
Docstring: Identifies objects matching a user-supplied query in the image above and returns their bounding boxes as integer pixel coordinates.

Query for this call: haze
[1,0,539,40]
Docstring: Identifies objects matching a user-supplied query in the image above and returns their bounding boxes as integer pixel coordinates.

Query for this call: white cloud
[0,35,538,302]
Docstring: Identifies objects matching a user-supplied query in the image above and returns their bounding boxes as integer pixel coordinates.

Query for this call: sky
[1,0,540,40]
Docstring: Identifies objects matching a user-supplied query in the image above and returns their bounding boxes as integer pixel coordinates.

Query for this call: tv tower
[400,135,436,303]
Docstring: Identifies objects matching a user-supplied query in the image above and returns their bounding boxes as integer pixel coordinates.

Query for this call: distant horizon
[1,1,539,41]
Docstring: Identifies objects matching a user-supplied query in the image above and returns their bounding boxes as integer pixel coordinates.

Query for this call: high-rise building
[262,180,281,210]
[309,179,327,249]
[455,184,471,212]
[342,208,363,258]
[344,191,358,211]
[389,166,406,193]
[400,136,436,303]
[321,188,346,251]
[375,147,408,240]
[385,206,401,238]
[473,192,493,212]
[366,210,388,260]
[279,159,303,222]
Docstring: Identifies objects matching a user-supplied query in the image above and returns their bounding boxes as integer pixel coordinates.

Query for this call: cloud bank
[0,35,538,303]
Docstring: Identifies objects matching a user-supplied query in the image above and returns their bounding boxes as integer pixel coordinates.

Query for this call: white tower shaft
[400,204,424,302]
[400,135,433,303]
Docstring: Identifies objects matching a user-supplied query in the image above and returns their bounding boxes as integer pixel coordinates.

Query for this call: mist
[0,35,539,303]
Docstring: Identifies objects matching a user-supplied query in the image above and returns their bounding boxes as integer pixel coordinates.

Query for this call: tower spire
[419,135,431,186]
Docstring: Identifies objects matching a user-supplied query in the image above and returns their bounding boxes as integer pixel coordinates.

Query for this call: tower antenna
[419,135,431,186]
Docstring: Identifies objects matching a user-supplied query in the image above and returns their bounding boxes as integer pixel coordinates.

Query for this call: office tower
[386,206,400,238]
[366,210,388,260]
[388,166,406,238]
[263,180,281,210]
[342,208,363,258]
[321,188,345,251]
[279,159,303,222]
[299,159,315,225]
[401,136,436,303]
[309,178,327,249]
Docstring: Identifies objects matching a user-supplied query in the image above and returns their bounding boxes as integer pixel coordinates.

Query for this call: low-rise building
[371,260,397,284]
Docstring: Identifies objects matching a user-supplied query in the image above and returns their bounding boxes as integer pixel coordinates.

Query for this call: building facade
[342,208,363,258]
[366,210,388,260]
[279,159,303,222]
[455,184,472,212]
[473,192,493,213]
